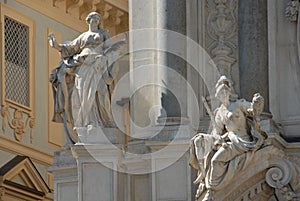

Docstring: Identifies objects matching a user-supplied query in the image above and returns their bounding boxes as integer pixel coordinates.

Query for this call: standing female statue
[48,12,119,144]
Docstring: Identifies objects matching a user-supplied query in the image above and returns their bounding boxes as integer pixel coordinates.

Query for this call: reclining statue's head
[215,75,232,104]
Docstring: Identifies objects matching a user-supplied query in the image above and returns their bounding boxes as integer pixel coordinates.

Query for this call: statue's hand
[48,33,56,47]
[48,33,61,51]
[251,93,264,117]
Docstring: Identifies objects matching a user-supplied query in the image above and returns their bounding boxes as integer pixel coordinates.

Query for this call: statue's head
[215,75,232,103]
[86,12,102,27]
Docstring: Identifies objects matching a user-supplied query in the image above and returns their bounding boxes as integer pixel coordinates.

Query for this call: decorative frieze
[51,0,129,32]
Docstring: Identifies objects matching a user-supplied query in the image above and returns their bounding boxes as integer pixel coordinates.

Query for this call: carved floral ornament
[1,105,35,143]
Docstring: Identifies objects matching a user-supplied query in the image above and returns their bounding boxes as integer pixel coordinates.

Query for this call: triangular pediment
[0,155,50,196]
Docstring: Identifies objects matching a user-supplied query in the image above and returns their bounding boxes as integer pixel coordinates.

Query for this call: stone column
[156,0,188,124]
[129,0,160,137]
[129,0,188,138]
[238,0,269,112]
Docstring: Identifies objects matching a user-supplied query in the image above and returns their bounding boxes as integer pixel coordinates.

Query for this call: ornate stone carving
[206,0,238,81]
[106,9,124,27]
[96,1,113,20]
[266,159,300,200]
[116,14,129,33]
[79,0,101,20]
[53,0,65,7]
[1,105,35,143]
[66,0,84,14]
[286,0,299,22]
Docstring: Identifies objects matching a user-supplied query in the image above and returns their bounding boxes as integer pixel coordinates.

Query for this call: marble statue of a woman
[48,12,120,144]
[189,76,266,201]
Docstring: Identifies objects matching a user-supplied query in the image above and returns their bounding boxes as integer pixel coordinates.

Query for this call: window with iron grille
[4,16,30,107]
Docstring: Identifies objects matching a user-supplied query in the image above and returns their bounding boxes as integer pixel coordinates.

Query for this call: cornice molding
[14,0,128,33]
[0,136,53,166]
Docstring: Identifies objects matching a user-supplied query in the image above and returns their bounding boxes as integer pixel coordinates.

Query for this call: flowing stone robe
[190,77,265,199]
[50,28,118,143]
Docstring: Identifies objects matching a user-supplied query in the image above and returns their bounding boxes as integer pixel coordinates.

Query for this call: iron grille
[4,16,30,107]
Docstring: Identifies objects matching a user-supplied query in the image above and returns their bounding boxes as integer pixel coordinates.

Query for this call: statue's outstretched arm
[48,33,62,51]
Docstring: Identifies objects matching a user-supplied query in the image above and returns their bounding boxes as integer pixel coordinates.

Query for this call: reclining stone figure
[189,75,266,201]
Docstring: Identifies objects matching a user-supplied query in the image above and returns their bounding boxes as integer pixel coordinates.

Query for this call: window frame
[0,4,35,116]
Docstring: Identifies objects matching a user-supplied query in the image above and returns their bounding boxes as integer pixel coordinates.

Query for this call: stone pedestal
[147,141,192,201]
[71,144,120,201]
[50,121,193,201]
[48,149,78,201]
[76,127,118,144]
[120,139,192,201]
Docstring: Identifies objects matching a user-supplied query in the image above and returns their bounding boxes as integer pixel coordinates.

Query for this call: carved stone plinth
[48,149,78,201]
[71,144,120,201]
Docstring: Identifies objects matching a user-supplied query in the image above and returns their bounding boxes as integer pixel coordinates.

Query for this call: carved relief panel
[187,0,239,132]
